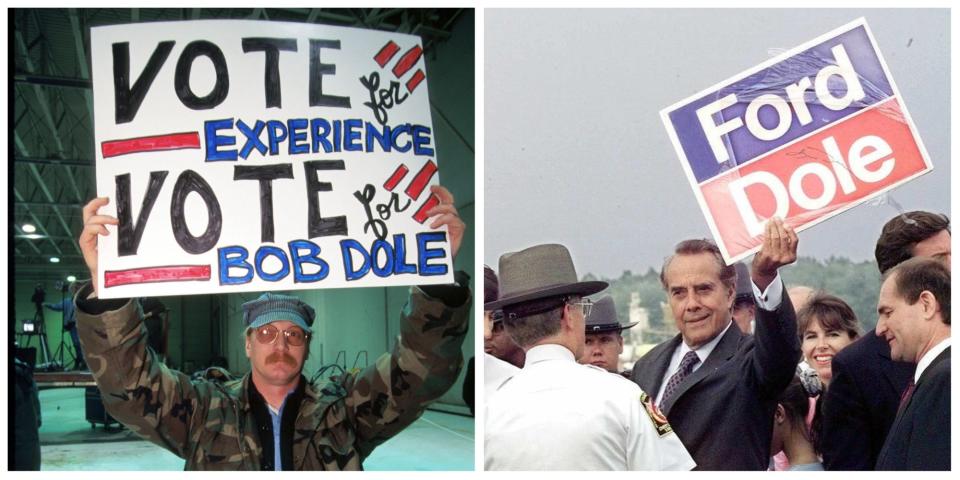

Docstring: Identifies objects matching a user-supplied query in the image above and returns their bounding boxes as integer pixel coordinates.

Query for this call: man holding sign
[73,186,470,471]
[630,219,801,470]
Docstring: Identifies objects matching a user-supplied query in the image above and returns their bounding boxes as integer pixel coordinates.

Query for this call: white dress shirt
[915,337,951,382]
[484,353,520,399]
[485,344,695,471]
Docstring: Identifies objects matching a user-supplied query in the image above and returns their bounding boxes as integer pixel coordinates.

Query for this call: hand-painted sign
[91,20,453,298]
[662,18,932,263]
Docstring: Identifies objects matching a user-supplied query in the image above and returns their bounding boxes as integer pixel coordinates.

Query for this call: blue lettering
[238,119,267,158]
[411,125,434,156]
[218,245,254,285]
[391,124,412,153]
[288,118,308,155]
[266,120,287,156]
[332,120,342,152]
[204,118,237,162]
[289,240,329,283]
[417,232,448,276]
[370,239,394,278]
[310,118,333,153]
[365,122,391,152]
[393,234,417,274]
[344,119,362,152]
[340,239,371,281]
[254,245,290,282]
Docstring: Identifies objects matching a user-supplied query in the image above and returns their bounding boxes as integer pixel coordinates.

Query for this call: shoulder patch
[640,391,673,437]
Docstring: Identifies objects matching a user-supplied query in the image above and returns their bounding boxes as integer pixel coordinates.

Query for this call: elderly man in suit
[630,218,801,470]
[577,295,637,376]
[874,257,950,470]
[485,244,694,471]
[820,211,949,470]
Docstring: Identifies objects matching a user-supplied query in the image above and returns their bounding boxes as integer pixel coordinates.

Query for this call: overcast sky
[484,8,950,279]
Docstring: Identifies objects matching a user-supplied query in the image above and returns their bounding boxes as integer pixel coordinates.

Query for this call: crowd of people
[484,211,951,471]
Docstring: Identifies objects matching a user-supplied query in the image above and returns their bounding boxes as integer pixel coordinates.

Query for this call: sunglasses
[254,324,310,347]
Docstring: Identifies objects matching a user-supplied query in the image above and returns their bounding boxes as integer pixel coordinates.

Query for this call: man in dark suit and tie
[630,219,801,470]
[820,211,949,470]
[874,257,950,470]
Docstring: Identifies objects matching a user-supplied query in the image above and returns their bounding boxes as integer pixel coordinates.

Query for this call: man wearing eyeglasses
[73,186,470,470]
[485,244,694,470]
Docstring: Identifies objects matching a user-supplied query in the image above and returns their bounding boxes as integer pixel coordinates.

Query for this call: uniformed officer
[484,244,695,471]
[483,265,519,396]
[577,295,637,377]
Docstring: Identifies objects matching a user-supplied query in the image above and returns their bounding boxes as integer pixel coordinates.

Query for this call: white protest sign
[91,20,453,298]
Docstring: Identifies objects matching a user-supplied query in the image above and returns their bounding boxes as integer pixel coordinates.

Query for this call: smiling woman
[796,293,861,389]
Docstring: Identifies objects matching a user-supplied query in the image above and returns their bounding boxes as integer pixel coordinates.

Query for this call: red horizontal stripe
[104,265,211,288]
[405,159,437,201]
[101,132,200,158]
[374,41,400,68]
[392,45,423,78]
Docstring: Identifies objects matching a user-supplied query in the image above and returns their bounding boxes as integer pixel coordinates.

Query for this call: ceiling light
[22,224,37,233]
[66,275,77,282]
[19,234,45,240]
[50,257,60,263]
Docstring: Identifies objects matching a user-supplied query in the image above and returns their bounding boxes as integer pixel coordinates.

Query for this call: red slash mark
[373,40,427,94]
[382,161,441,224]
[383,164,410,191]
[412,194,440,224]
[406,70,426,93]
[405,160,438,201]
[101,132,200,158]
[392,45,423,78]
[374,41,400,67]
[104,265,211,288]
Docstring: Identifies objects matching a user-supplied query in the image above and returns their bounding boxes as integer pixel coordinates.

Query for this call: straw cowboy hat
[485,243,607,311]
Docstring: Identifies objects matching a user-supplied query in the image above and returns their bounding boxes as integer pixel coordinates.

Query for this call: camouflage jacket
[75,278,471,470]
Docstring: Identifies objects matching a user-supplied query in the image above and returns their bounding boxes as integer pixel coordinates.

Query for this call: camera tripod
[21,306,53,368]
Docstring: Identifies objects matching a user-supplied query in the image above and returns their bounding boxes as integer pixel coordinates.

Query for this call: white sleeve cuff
[751,272,784,311]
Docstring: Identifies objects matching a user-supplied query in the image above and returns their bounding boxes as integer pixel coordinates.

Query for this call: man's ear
[560,305,574,332]
[245,334,252,359]
[918,290,939,320]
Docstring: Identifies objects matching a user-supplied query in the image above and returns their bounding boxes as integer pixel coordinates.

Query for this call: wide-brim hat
[585,295,638,333]
[485,243,608,311]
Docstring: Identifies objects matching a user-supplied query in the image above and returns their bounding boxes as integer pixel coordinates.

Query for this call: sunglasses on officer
[253,324,310,347]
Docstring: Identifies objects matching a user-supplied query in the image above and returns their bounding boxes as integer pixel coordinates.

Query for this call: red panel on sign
[700,98,928,260]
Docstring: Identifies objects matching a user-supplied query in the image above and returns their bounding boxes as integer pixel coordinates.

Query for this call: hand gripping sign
[662,18,932,264]
[91,20,454,298]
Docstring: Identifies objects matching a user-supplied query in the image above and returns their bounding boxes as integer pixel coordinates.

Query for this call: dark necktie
[897,378,916,414]
[661,350,700,407]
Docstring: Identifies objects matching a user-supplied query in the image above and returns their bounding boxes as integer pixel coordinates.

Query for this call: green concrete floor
[37,387,474,470]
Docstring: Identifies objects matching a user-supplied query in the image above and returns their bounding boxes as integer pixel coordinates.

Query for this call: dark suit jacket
[876,346,950,470]
[630,297,799,470]
[820,330,915,470]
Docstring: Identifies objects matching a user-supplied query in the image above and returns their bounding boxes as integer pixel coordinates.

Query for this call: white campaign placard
[91,20,453,298]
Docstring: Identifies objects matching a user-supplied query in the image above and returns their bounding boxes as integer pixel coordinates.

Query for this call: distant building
[628,292,649,342]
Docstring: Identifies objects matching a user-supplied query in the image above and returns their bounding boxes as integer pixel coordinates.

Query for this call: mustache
[266,351,297,367]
